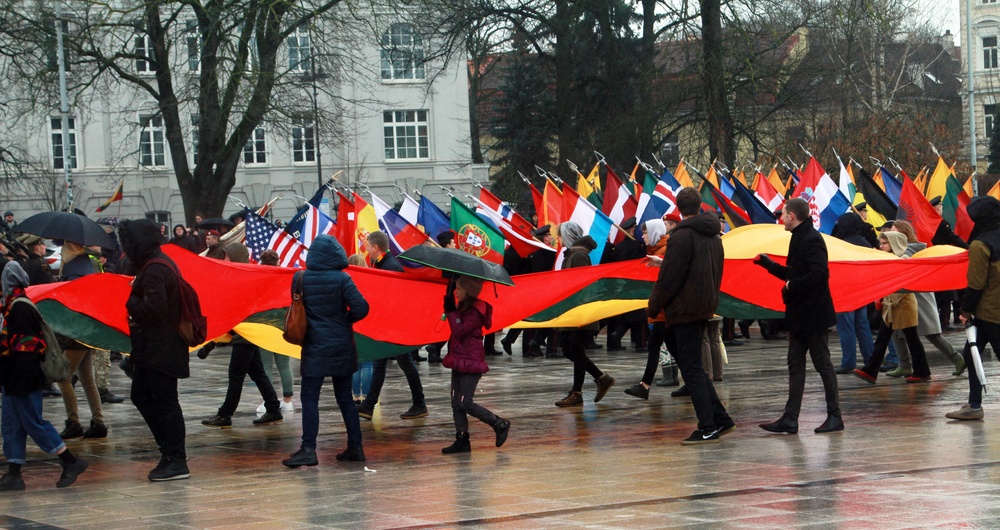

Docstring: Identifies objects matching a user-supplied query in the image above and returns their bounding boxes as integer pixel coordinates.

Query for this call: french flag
[792,157,851,234]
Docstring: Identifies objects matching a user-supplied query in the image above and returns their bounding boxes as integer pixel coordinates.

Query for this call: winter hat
[559,222,584,247]
[644,219,667,246]
[2,261,29,296]
[883,230,908,257]
[456,275,484,298]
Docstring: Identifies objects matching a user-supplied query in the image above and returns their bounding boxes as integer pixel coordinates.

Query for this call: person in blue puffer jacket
[282,235,370,468]
[440,275,510,454]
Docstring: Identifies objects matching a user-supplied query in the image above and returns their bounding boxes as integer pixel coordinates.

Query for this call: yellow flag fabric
[767,167,786,196]
[674,162,695,189]
[925,156,952,200]
[587,163,602,192]
[989,180,1000,200]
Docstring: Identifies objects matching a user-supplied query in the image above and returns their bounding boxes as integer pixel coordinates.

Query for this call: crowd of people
[0,188,996,489]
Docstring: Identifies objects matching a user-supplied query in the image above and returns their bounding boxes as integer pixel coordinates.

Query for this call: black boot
[442,432,471,454]
[493,417,510,447]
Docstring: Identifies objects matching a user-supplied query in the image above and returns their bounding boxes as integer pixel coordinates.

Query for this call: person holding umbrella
[947,196,1000,421]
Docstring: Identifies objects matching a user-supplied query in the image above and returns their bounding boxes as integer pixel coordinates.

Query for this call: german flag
[95,178,124,212]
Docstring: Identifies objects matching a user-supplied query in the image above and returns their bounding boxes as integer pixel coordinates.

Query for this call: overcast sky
[926,0,962,45]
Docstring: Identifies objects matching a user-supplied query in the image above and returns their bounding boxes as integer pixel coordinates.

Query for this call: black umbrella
[15,211,114,248]
[196,218,235,229]
[398,246,514,286]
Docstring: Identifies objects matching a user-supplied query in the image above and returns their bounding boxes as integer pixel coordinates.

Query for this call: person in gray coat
[283,235,370,467]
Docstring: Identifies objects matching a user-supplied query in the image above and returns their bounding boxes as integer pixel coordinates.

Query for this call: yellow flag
[586,163,602,192]
[989,179,1000,200]
[964,174,975,197]
[674,161,695,189]
[924,156,952,200]
[767,167,786,196]
[704,166,720,188]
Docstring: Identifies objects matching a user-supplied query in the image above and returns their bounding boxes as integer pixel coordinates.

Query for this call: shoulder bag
[283,271,307,345]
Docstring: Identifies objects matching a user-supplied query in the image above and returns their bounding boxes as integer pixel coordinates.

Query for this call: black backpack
[143,257,208,347]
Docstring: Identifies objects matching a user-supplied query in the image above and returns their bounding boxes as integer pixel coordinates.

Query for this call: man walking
[754,198,843,434]
[647,187,734,445]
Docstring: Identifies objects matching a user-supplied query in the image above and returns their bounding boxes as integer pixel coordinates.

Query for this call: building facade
[962,0,1000,173]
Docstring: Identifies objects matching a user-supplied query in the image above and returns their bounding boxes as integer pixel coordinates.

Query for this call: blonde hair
[347,253,368,267]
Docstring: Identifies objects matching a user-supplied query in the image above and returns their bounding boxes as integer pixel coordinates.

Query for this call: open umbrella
[196,218,235,230]
[15,211,114,248]
[966,322,988,392]
[398,246,514,286]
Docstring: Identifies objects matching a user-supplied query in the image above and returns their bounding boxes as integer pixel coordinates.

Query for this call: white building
[962,0,1000,172]
[2,6,486,227]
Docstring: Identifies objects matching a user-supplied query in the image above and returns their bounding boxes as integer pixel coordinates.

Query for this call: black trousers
[664,321,729,431]
[862,323,930,378]
[131,365,186,460]
[362,351,425,408]
[561,330,602,392]
[964,319,1000,406]
[784,330,840,420]
[219,342,280,416]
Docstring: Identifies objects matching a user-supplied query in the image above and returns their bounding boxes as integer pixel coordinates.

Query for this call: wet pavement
[3,326,999,529]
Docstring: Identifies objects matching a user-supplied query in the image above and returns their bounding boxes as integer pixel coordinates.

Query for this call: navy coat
[300,236,370,378]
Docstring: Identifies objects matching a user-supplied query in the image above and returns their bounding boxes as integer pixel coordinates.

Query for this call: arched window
[380,23,425,81]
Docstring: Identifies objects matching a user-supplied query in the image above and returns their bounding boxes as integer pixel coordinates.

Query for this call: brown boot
[555,391,583,407]
[594,373,615,402]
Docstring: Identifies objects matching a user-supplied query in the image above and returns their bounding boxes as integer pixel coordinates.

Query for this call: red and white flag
[602,166,639,244]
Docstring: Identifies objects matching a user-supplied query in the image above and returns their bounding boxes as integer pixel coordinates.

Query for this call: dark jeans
[664,321,729,431]
[450,371,497,433]
[861,323,929,378]
[361,351,425,409]
[964,319,1000,407]
[784,330,841,420]
[641,323,666,385]
[131,365,186,460]
[561,330,603,392]
[219,342,279,417]
[300,374,361,450]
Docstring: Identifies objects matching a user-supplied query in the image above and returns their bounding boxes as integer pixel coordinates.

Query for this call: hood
[570,235,597,253]
[118,219,162,267]
[676,212,722,237]
[472,298,493,330]
[643,219,667,246]
[2,261,29,296]
[832,212,868,241]
[968,196,1000,243]
[306,235,348,271]
[884,231,908,257]
[559,222,584,248]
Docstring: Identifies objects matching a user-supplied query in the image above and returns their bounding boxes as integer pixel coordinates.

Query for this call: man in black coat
[356,231,428,420]
[754,198,843,435]
[119,219,191,481]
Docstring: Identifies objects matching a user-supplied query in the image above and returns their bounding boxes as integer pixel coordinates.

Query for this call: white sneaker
[256,402,266,414]
[280,401,294,412]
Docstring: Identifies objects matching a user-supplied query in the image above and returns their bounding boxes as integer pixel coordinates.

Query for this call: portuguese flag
[450,197,504,265]
[95,178,124,212]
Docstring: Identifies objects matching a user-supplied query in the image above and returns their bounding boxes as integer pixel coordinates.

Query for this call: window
[291,119,315,163]
[985,0,998,4]
[984,37,998,70]
[383,110,429,160]
[139,113,165,167]
[287,25,310,73]
[145,211,170,226]
[186,20,200,72]
[243,127,267,164]
[660,134,680,169]
[191,114,200,165]
[44,18,71,71]
[50,116,77,170]
[380,24,425,80]
[986,104,997,138]
[135,34,155,73]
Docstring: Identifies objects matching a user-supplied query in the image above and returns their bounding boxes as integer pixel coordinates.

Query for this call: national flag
[477,187,535,234]
[703,165,720,189]
[717,169,737,199]
[896,174,943,245]
[753,170,785,213]
[791,157,851,234]
[298,204,337,249]
[473,196,553,258]
[529,182,544,219]
[335,192,355,254]
[964,175,975,197]
[836,156,856,205]
[635,170,677,239]
[627,162,640,196]
[856,166,897,220]
[284,179,331,238]
[370,192,434,255]
[450,198,504,265]
[702,180,751,230]
[602,167,639,244]
[944,175,974,241]
[399,194,420,226]
[95,178,124,213]
[660,167,682,191]
[879,167,902,205]
[674,161,695,189]
[417,194,451,240]
[730,176,778,224]
[542,179,563,226]
[244,210,307,268]
[352,193,379,258]
[577,163,603,208]
[766,166,786,197]
[924,156,953,202]
[988,179,1000,200]
[560,185,614,265]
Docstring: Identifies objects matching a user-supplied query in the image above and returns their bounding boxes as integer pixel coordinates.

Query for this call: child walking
[441,275,510,454]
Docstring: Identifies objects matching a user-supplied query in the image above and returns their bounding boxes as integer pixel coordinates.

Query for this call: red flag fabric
[543,180,563,226]
[529,183,544,222]
[602,166,639,244]
[896,172,943,245]
[335,192,355,254]
[478,187,535,233]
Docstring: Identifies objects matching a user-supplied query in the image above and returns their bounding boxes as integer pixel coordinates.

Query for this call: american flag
[244,210,307,268]
[299,204,336,249]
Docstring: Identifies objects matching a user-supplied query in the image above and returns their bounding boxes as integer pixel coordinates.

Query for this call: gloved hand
[196,341,217,360]
[753,253,774,268]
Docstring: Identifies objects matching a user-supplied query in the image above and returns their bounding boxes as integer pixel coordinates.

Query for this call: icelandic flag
[370,192,433,256]
[298,204,337,248]
[791,157,851,234]
[562,185,613,264]
[661,167,682,191]
[417,195,451,240]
